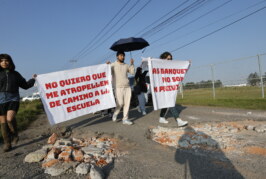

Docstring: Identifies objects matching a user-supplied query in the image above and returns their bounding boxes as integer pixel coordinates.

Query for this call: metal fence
[180,53,266,99]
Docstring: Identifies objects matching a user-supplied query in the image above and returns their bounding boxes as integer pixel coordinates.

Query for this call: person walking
[134,67,148,115]
[158,51,188,127]
[0,54,37,152]
[107,51,135,125]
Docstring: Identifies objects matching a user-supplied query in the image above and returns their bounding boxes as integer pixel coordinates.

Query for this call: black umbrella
[110,37,149,52]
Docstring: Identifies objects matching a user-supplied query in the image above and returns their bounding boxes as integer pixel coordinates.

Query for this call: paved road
[0,105,265,178]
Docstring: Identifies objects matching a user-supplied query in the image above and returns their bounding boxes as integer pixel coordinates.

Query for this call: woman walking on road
[134,67,148,115]
[0,54,36,152]
[158,51,188,127]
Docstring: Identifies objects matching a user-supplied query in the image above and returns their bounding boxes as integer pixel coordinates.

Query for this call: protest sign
[142,58,190,110]
[36,64,116,125]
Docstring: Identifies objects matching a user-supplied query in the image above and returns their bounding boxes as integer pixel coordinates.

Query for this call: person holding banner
[134,67,148,115]
[158,52,188,127]
[0,54,36,152]
[107,51,135,125]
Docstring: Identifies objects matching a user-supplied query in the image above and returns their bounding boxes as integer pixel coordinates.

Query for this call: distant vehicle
[22,94,40,102]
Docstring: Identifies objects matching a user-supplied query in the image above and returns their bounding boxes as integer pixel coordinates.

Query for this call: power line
[80,0,152,62]
[151,0,266,51]
[170,6,266,52]
[151,0,233,44]
[140,0,208,38]
[75,0,142,61]
[71,0,131,61]
[134,0,189,36]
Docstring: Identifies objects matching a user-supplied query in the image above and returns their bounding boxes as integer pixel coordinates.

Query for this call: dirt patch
[244,146,266,156]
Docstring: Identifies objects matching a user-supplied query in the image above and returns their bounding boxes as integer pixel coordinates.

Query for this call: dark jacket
[0,70,35,93]
[135,70,148,93]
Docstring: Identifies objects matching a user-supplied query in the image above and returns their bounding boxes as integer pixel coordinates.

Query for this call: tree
[247,72,260,86]
[263,72,266,83]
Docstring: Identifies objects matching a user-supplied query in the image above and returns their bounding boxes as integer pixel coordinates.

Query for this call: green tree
[247,72,259,86]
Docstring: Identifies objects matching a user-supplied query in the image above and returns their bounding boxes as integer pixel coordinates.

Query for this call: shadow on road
[175,126,244,179]
[12,135,48,150]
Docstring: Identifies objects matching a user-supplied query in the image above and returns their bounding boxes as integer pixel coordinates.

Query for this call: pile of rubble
[151,121,266,156]
[24,133,125,178]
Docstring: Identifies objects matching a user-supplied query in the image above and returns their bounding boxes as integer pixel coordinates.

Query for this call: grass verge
[177,87,266,110]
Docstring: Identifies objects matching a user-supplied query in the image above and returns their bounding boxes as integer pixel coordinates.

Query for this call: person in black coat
[0,54,36,152]
[134,67,148,115]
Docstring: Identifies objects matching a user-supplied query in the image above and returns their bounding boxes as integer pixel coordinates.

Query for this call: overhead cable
[170,6,266,52]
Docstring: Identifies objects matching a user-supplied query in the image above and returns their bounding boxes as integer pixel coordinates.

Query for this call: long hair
[0,54,16,71]
[160,51,172,59]
[135,67,142,81]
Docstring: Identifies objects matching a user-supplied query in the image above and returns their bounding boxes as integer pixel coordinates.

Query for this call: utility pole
[257,55,264,98]
[211,64,216,99]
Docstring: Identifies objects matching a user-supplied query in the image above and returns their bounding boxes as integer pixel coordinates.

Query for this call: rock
[229,128,239,133]
[58,150,72,162]
[89,164,104,179]
[206,139,218,148]
[54,139,72,147]
[255,126,265,133]
[75,163,90,175]
[44,161,78,176]
[24,149,47,163]
[73,149,84,162]
[47,133,58,144]
[246,125,255,131]
[178,140,189,148]
[46,147,61,160]
[42,144,54,151]
[42,159,59,168]
[82,146,103,156]
[189,139,199,145]
[84,154,94,163]
[97,142,105,148]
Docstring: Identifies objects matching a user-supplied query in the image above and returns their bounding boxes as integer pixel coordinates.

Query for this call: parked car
[22,94,40,102]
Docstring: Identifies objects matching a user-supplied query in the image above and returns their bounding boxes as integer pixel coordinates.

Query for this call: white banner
[142,58,190,110]
[36,64,116,125]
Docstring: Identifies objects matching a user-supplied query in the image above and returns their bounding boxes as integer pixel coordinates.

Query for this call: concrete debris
[47,133,57,144]
[24,149,47,163]
[44,161,78,176]
[75,163,91,175]
[151,121,266,156]
[25,135,125,177]
[89,164,105,179]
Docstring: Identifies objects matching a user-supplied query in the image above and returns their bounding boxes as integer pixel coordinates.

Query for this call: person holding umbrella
[107,51,135,125]
[0,54,37,152]
[158,51,188,127]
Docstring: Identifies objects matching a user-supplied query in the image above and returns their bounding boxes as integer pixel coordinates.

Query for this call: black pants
[160,107,180,118]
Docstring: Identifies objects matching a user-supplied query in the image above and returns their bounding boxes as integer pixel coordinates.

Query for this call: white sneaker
[176,118,188,127]
[142,111,146,115]
[112,114,118,122]
[122,119,133,125]
[137,106,141,113]
[159,117,169,124]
